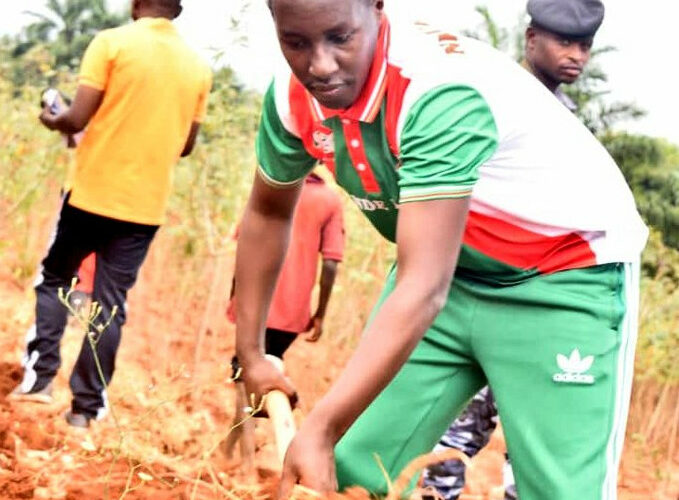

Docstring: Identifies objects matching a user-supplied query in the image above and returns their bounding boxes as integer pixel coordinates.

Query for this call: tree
[563,47,646,135]
[462,6,525,60]
[12,0,127,70]
[601,132,679,249]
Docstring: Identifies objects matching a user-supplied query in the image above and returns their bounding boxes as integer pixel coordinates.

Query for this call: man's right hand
[304,315,324,342]
[39,106,58,130]
[239,354,298,411]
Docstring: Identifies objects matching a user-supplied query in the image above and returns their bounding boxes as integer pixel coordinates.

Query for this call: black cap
[527,0,605,38]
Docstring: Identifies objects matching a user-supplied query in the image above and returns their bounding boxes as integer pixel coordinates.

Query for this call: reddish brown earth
[0,260,675,500]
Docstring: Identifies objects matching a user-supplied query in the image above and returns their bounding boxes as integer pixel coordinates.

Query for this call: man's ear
[525,26,536,50]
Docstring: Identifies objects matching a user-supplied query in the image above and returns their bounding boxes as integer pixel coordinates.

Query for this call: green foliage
[564,48,646,134]
[601,132,679,249]
[169,68,262,257]
[601,136,679,384]
[11,0,127,74]
[0,81,69,210]
[462,5,525,60]
[637,230,679,383]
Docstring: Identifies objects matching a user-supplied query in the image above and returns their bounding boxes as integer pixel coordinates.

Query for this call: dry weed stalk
[188,390,265,500]
[58,280,174,499]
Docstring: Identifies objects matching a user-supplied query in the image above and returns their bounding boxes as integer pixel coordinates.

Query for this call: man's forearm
[49,111,87,134]
[235,208,292,362]
[300,198,468,442]
[40,85,103,135]
[234,173,302,362]
[314,259,338,319]
[303,279,449,442]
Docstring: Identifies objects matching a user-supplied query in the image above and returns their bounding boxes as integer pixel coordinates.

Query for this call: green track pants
[335,263,639,500]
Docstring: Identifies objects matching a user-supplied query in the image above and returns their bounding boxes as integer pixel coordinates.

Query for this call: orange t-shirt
[229,175,345,333]
[69,17,212,225]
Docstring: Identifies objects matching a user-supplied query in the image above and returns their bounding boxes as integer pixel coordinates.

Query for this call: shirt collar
[554,88,577,112]
[307,16,391,124]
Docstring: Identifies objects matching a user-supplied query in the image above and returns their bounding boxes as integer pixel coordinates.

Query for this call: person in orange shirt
[9,0,212,429]
[227,173,345,362]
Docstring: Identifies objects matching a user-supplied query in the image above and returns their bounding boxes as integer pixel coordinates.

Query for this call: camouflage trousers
[422,386,518,500]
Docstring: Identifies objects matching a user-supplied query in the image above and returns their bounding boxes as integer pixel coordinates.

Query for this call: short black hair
[140,0,182,14]
[267,0,374,11]
[157,0,182,10]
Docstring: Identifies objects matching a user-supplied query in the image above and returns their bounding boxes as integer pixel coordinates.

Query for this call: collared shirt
[70,17,212,225]
[257,16,647,283]
[520,59,578,112]
[554,87,577,113]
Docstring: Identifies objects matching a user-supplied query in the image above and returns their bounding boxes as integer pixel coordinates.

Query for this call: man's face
[526,27,593,85]
[271,0,381,109]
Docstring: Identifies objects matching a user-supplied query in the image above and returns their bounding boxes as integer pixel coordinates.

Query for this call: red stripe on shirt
[463,211,597,274]
[342,121,381,193]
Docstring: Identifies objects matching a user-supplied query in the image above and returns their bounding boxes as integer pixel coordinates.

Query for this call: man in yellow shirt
[9,0,212,428]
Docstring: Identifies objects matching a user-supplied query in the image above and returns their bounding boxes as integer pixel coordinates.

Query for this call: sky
[1,0,677,145]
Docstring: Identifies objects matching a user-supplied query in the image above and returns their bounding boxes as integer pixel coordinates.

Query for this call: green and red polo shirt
[256,16,647,284]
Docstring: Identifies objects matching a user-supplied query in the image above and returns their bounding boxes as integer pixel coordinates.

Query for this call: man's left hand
[276,421,337,499]
[304,315,324,342]
[39,107,58,130]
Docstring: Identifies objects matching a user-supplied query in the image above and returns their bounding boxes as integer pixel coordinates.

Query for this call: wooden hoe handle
[264,355,297,465]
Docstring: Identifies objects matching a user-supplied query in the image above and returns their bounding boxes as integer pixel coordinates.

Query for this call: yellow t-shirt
[70,17,212,225]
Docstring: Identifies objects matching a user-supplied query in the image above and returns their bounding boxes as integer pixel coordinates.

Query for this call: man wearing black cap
[524,0,604,110]
[423,1,605,499]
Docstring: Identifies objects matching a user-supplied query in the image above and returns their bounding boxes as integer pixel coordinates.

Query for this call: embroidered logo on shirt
[312,129,334,155]
[552,348,595,385]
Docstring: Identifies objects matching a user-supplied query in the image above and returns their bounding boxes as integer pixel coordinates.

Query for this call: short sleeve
[398,85,498,204]
[320,194,345,261]
[256,81,316,187]
[78,32,112,90]
[193,65,213,123]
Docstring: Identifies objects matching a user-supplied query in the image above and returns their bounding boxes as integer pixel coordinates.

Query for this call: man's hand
[39,106,59,130]
[304,315,324,342]
[240,354,298,411]
[37,85,103,135]
[276,420,337,499]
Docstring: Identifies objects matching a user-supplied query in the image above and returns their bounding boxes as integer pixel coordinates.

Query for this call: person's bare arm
[305,258,339,342]
[278,197,470,497]
[39,85,103,134]
[236,173,304,402]
[181,122,201,157]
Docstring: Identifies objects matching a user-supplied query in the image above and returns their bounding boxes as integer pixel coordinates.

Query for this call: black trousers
[23,197,157,419]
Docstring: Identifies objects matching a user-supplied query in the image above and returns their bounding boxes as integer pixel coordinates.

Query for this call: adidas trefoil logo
[552,349,595,385]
